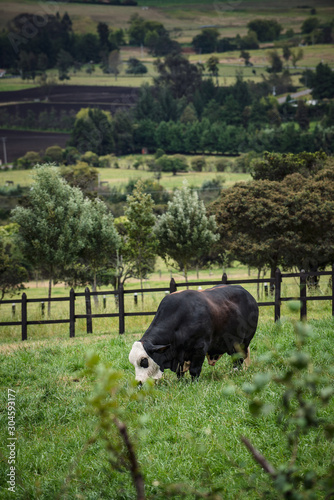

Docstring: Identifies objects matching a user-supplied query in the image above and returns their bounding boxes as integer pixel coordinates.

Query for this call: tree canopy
[11,165,91,312]
[211,168,334,276]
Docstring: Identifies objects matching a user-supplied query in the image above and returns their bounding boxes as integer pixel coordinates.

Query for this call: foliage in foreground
[82,309,334,499]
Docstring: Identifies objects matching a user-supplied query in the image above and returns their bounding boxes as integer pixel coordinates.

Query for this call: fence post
[300,270,307,321]
[12,303,16,318]
[69,288,75,338]
[85,287,93,334]
[332,265,334,318]
[170,278,177,293]
[222,272,227,284]
[119,284,125,334]
[21,293,27,341]
[274,268,281,322]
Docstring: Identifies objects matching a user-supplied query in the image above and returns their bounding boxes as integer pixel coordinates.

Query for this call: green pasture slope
[0,314,333,499]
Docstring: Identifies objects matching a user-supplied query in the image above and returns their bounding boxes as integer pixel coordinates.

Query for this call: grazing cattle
[128,285,259,383]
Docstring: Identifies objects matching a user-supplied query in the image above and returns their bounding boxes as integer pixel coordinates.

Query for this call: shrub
[15,151,41,169]
[191,156,206,172]
[44,145,63,164]
[81,151,99,167]
[215,158,231,172]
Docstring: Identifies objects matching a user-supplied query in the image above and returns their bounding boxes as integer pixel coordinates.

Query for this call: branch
[113,417,145,500]
[241,436,277,478]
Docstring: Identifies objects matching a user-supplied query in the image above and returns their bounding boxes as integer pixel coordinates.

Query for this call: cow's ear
[152,344,171,353]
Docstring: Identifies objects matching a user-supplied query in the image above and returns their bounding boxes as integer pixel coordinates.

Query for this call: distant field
[0,42,332,93]
[0,158,250,190]
[1,0,334,40]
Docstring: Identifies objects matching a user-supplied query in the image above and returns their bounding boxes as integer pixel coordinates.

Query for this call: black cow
[128,285,259,383]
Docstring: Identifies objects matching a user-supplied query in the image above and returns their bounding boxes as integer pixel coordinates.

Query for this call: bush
[126,58,148,74]
[191,156,206,172]
[215,158,231,172]
[81,151,99,167]
[44,145,63,164]
[15,151,41,169]
[98,155,113,168]
[156,154,188,175]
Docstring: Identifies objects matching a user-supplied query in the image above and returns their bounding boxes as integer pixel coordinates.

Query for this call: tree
[282,45,291,68]
[311,62,334,100]
[191,28,220,54]
[79,198,120,304]
[0,224,28,300]
[56,49,73,81]
[295,100,310,130]
[97,22,110,50]
[247,19,282,42]
[301,16,320,34]
[126,58,147,74]
[206,56,219,85]
[70,108,114,155]
[11,165,90,315]
[122,181,158,294]
[290,47,304,68]
[211,171,334,277]
[155,181,219,281]
[154,53,202,99]
[44,145,63,164]
[108,50,122,79]
[240,50,251,66]
[267,50,283,73]
[60,162,98,192]
[251,151,327,182]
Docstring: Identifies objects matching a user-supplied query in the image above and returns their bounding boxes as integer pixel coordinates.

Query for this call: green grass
[0,314,333,499]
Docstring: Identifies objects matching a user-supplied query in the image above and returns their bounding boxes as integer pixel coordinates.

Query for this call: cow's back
[203,285,258,355]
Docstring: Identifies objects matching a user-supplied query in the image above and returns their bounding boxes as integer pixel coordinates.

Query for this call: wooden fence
[0,268,333,341]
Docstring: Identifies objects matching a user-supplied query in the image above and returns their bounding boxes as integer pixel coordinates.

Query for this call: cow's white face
[129,341,163,383]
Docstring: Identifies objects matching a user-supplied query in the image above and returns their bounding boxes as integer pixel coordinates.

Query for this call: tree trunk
[257,268,261,301]
[92,271,99,307]
[48,277,52,317]
[140,277,144,304]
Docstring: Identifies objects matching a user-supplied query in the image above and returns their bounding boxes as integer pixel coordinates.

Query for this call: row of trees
[2,12,126,79]
[65,55,334,156]
[3,151,334,304]
[70,106,334,157]
[191,16,333,55]
[3,166,219,306]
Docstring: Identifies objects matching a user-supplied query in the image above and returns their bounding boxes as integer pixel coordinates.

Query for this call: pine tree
[155,181,219,281]
[123,181,158,294]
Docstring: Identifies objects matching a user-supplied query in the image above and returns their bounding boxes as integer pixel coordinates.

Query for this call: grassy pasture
[1,41,333,93]
[1,0,334,37]
[0,312,333,499]
[0,158,251,191]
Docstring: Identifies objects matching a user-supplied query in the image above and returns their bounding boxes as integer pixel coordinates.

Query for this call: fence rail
[0,267,333,341]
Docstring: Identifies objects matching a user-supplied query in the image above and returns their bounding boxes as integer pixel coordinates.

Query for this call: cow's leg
[189,354,205,380]
[177,361,191,379]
